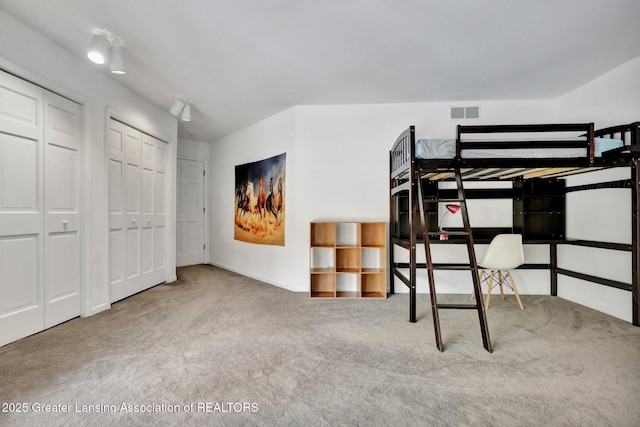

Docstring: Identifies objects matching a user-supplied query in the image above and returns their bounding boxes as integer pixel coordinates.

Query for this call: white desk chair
[478,234,525,310]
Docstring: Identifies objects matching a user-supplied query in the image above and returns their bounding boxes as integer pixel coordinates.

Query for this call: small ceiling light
[169,98,192,122]
[180,104,192,122]
[87,34,110,65]
[109,45,126,74]
[169,99,186,117]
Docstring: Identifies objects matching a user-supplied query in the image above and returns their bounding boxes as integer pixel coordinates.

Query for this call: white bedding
[415,137,624,159]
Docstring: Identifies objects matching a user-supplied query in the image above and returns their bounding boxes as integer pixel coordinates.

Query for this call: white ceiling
[1,0,639,142]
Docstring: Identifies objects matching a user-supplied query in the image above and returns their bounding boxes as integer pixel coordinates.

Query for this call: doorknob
[62,220,69,230]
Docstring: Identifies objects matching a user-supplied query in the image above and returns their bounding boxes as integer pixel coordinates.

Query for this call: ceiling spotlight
[87,34,109,64]
[180,104,192,122]
[169,99,186,117]
[109,45,126,74]
[169,98,192,122]
[87,30,126,76]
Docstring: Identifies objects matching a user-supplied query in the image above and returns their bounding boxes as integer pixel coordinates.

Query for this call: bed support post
[389,151,395,295]
[632,159,639,326]
[409,193,417,323]
[409,127,417,322]
[550,242,558,296]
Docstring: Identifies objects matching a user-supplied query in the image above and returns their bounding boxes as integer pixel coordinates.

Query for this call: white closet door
[124,126,142,295]
[0,71,44,346]
[176,158,205,267]
[109,119,166,301]
[109,120,143,301]
[108,120,126,300]
[140,133,167,290]
[152,138,167,285]
[43,91,81,328]
[140,133,155,289]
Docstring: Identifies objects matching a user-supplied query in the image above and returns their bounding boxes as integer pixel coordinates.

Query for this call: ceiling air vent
[451,106,480,119]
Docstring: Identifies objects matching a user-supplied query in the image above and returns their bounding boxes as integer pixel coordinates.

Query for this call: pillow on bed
[594,137,624,157]
[415,139,456,159]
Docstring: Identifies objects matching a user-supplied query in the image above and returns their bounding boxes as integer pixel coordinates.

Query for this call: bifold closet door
[152,136,167,286]
[0,72,81,346]
[109,119,166,303]
[0,71,45,346]
[43,91,81,328]
[109,120,141,301]
[141,132,167,289]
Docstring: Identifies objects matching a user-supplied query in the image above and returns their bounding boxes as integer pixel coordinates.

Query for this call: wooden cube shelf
[310,221,387,299]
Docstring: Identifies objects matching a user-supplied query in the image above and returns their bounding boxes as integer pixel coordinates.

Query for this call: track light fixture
[180,104,192,122]
[87,30,126,75]
[169,98,192,122]
[87,34,109,65]
[169,99,186,117]
[109,45,126,75]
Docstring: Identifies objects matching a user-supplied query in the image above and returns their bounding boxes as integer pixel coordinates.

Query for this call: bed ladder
[415,165,492,352]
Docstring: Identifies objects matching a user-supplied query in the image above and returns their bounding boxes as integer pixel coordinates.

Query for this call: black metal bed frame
[389,122,640,342]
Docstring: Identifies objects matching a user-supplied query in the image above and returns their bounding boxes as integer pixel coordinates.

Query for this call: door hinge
[203,207,206,213]
[203,244,206,250]
[203,170,205,176]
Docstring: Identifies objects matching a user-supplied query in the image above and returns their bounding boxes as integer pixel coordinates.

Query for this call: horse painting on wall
[234,153,286,246]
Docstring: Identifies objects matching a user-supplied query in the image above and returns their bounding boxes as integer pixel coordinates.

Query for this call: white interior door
[176,158,205,267]
[124,126,142,296]
[109,119,166,302]
[0,71,45,346]
[140,133,168,289]
[43,91,81,328]
[109,120,140,301]
[108,120,126,300]
[140,133,155,288]
[152,138,167,285]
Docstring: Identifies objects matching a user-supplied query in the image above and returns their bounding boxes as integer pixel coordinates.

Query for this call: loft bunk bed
[389,122,640,352]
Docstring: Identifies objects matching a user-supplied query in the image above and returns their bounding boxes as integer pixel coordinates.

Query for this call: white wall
[554,56,640,322]
[0,10,178,316]
[178,139,210,161]
[209,108,298,290]
[556,56,640,127]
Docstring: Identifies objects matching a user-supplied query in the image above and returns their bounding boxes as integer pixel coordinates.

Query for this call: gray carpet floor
[1,264,639,426]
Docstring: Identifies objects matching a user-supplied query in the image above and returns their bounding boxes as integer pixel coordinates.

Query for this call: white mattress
[415,137,624,159]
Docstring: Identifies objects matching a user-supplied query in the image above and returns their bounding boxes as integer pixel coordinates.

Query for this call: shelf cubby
[310,274,335,298]
[311,222,336,247]
[336,273,359,298]
[361,222,386,247]
[336,247,360,272]
[310,247,334,272]
[361,274,386,298]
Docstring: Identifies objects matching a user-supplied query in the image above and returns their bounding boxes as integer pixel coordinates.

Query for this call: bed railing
[457,123,595,165]
[390,125,415,179]
[595,121,639,141]
[389,122,638,181]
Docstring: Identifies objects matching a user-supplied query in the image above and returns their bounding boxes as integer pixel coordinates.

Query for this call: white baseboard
[207,261,299,292]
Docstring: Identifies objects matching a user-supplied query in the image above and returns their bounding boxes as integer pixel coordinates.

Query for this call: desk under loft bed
[389,122,640,352]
